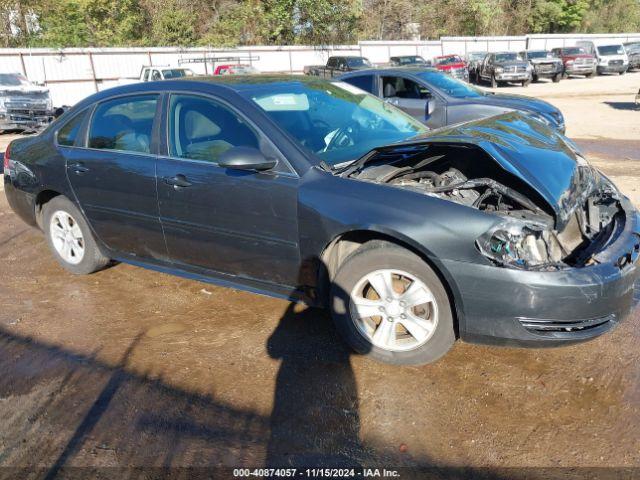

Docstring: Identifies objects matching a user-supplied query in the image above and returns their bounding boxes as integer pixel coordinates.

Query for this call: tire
[619,70,625,76]
[329,241,455,365]
[522,78,531,87]
[552,73,561,83]
[585,72,594,78]
[491,74,497,89]
[532,74,539,83]
[43,195,110,275]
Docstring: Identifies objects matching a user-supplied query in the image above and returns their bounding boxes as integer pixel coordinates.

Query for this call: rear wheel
[43,196,110,275]
[329,241,455,365]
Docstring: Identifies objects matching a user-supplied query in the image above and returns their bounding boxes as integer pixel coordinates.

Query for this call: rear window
[57,110,87,147]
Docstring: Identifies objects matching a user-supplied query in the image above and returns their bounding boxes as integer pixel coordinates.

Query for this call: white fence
[1,33,639,107]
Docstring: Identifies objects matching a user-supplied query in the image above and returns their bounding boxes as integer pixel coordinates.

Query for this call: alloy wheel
[349,269,439,352]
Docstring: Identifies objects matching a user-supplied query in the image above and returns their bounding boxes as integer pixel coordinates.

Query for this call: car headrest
[184,109,221,140]
[384,83,396,98]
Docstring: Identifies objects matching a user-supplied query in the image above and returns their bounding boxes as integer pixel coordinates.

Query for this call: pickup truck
[303,56,372,78]
[432,54,468,81]
[550,47,597,77]
[520,50,563,82]
[0,72,54,133]
[139,66,194,81]
[476,52,532,88]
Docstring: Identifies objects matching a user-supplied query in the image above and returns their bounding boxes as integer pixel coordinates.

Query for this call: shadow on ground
[603,101,640,111]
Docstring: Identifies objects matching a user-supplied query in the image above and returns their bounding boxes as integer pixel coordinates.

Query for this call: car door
[480,54,492,79]
[64,93,167,260]
[155,93,301,287]
[381,75,446,128]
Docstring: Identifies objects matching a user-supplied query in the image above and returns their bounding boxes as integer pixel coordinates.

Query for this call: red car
[432,55,469,81]
[550,47,597,78]
[213,64,259,75]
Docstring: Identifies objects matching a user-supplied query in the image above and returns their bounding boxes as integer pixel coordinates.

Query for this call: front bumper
[597,63,628,74]
[564,63,596,75]
[532,65,562,78]
[495,72,530,82]
[443,198,640,347]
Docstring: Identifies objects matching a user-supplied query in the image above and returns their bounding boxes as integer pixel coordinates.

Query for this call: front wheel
[330,241,455,365]
[522,78,531,87]
[491,74,497,89]
[552,73,561,83]
[43,196,110,275]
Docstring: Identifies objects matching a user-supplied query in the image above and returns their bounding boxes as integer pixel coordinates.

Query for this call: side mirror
[426,99,435,116]
[218,146,277,172]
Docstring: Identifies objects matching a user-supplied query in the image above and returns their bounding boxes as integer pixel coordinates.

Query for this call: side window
[382,76,429,100]
[169,94,260,163]
[142,69,150,81]
[88,95,158,154]
[151,70,162,81]
[57,110,87,147]
[344,74,375,94]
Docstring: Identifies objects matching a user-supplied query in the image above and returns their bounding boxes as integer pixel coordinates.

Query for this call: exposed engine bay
[344,143,624,270]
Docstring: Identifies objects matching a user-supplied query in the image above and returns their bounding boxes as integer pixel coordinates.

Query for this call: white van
[576,40,629,74]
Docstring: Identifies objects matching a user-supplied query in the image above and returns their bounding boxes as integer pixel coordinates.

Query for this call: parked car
[8,76,631,365]
[520,50,563,83]
[214,64,259,75]
[389,55,430,67]
[464,52,488,83]
[432,54,468,81]
[550,47,597,78]
[339,68,565,132]
[303,56,372,78]
[623,42,640,71]
[576,40,629,75]
[0,73,55,133]
[476,52,532,88]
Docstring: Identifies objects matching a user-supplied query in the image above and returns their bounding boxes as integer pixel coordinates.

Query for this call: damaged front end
[342,119,636,272]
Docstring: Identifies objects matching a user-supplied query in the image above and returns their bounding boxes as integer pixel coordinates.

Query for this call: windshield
[0,73,31,86]
[346,57,372,68]
[394,56,427,65]
[495,53,522,62]
[562,47,586,55]
[527,51,551,59]
[468,53,486,61]
[416,71,483,98]
[435,56,463,65]
[241,80,427,165]
[597,45,624,55]
[161,69,193,79]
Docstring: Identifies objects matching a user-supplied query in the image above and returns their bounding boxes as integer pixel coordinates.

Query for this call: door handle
[68,161,89,175]
[163,174,192,189]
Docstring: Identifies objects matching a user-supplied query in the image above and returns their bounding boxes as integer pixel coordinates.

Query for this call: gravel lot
[0,73,639,476]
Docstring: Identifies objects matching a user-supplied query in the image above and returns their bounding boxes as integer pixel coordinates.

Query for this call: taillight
[3,142,10,171]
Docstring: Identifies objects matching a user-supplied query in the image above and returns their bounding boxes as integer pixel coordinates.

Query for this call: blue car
[4,76,638,365]
[340,68,565,132]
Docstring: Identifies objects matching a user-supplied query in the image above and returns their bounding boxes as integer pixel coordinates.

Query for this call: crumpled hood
[381,112,593,229]
[0,84,49,95]
[529,57,562,65]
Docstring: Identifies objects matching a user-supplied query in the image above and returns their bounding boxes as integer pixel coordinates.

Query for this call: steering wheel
[324,122,360,152]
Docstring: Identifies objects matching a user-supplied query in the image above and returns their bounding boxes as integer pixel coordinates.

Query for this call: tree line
[1,0,639,48]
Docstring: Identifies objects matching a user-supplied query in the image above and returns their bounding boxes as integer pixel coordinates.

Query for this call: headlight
[495,67,504,73]
[476,222,550,269]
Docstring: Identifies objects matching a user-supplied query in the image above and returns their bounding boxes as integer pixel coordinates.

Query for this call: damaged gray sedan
[5,76,639,365]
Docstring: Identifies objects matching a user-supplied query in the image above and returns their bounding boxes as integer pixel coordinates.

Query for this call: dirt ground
[1,72,639,477]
